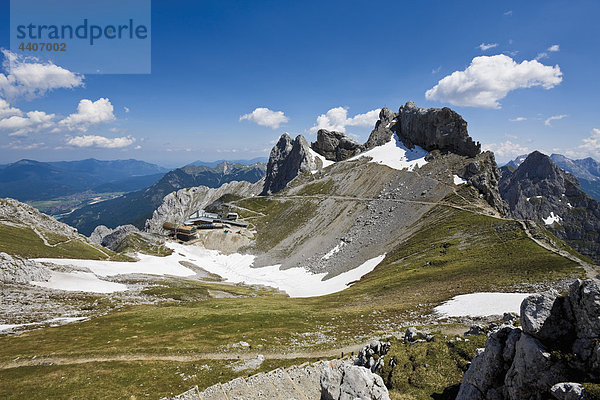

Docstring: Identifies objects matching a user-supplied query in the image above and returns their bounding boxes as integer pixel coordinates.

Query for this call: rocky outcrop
[364,107,397,150]
[462,152,509,215]
[89,225,113,246]
[321,361,390,400]
[395,101,480,157]
[499,151,600,261]
[0,252,50,284]
[261,133,321,195]
[456,279,600,400]
[311,129,363,161]
[355,340,391,373]
[145,180,262,233]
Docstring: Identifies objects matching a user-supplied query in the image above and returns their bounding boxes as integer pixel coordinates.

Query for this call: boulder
[321,362,390,400]
[312,129,363,161]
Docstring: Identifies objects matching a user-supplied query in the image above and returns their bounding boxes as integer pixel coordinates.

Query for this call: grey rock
[504,333,568,400]
[520,289,560,337]
[321,362,390,400]
[405,327,430,342]
[89,225,113,245]
[550,382,586,400]
[395,101,481,157]
[355,340,390,372]
[457,279,600,400]
[0,252,51,284]
[312,129,363,161]
[364,107,397,150]
[261,133,321,195]
[463,151,509,215]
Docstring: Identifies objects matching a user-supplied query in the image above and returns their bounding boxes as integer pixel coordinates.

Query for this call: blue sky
[0,0,599,166]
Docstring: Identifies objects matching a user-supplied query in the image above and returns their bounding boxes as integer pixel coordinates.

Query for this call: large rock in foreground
[321,361,390,400]
[457,279,600,400]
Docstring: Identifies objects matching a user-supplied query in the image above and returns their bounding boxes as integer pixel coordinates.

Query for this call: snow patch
[434,292,531,317]
[526,196,543,201]
[453,175,466,185]
[39,243,386,298]
[542,212,562,226]
[321,241,345,260]
[349,134,428,171]
[31,271,128,293]
[0,316,88,332]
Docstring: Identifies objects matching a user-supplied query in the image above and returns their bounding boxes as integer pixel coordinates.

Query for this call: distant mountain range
[61,161,267,235]
[505,153,600,201]
[0,159,169,202]
[187,157,268,168]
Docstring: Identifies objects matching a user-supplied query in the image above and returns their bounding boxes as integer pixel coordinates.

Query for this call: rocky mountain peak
[396,101,481,157]
[261,133,321,195]
[311,129,363,161]
[363,107,397,150]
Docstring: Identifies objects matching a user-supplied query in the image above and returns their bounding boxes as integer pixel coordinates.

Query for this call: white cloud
[425,55,563,109]
[544,114,567,126]
[66,135,135,149]
[479,43,498,51]
[0,140,45,150]
[239,107,288,129]
[564,129,600,159]
[0,99,22,119]
[504,10,513,15]
[0,110,56,136]
[124,106,130,113]
[509,117,527,122]
[310,107,381,133]
[59,98,115,131]
[548,44,560,52]
[431,66,442,74]
[0,50,83,100]
[483,140,531,161]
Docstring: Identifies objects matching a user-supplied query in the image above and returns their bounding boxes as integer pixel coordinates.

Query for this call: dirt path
[0,343,365,370]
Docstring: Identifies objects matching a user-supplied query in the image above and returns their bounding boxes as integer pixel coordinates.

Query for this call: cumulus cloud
[425,55,563,109]
[544,114,567,126]
[509,117,527,122]
[240,107,288,129]
[548,44,560,52]
[479,43,498,51]
[0,50,84,100]
[0,98,22,119]
[0,110,56,136]
[59,98,115,131]
[484,140,531,161]
[310,107,381,133]
[66,135,135,149]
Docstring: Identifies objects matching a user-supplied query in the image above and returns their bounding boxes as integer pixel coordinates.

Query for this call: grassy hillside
[0,194,584,399]
[0,222,127,260]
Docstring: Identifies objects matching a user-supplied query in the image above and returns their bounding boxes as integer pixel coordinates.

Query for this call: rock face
[457,279,600,400]
[363,107,397,150]
[395,102,481,157]
[499,151,600,262]
[145,180,262,233]
[321,361,390,400]
[261,133,321,195]
[551,153,600,202]
[89,225,113,246]
[311,129,363,161]
[0,252,50,284]
[462,151,509,215]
